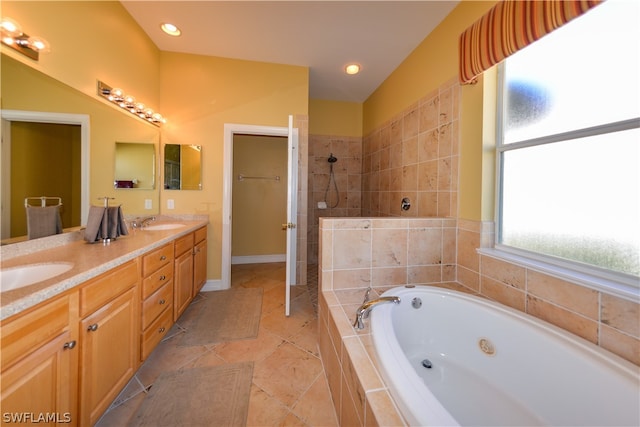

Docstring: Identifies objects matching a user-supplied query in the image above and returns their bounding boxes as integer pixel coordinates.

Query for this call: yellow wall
[1,1,160,108]
[232,135,287,257]
[158,51,308,278]
[363,0,498,221]
[309,99,363,137]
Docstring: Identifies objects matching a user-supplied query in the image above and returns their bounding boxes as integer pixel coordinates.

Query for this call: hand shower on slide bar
[324,153,339,208]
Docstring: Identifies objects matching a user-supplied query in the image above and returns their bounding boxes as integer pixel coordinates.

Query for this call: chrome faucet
[353,296,400,330]
[132,216,156,228]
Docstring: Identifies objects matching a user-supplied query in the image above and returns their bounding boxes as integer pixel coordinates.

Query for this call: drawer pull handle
[87,323,99,332]
[159,275,166,281]
[160,255,167,261]
[63,340,77,350]
[159,327,166,333]
[159,299,166,305]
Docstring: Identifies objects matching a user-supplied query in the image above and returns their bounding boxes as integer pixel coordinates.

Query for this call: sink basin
[1,262,74,292]
[142,223,186,231]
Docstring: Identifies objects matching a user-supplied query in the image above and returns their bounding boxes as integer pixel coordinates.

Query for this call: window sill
[477,247,640,303]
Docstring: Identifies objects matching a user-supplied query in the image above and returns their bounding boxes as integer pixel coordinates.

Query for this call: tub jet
[422,358,433,369]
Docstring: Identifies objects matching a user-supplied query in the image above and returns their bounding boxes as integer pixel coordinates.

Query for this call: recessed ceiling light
[160,23,181,37]
[345,63,361,75]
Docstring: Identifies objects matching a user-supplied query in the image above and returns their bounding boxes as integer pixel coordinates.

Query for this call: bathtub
[370,285,640,426]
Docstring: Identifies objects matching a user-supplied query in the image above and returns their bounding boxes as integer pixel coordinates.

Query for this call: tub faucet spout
[353,296,400,330]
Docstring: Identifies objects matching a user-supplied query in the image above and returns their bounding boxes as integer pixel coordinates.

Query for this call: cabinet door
[79,288,137,426]
[174,249,193,321]
[193,239,207,296]
[1,331,77,426]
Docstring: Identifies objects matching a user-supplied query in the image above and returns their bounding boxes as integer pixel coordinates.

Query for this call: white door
[285,116,298,316]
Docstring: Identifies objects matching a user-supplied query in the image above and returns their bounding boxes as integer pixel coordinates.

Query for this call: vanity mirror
[164,144,202,190]
[114,142,156,189]
[1,53,161,245]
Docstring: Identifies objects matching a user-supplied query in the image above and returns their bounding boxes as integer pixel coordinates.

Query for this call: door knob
[281,222,296,230]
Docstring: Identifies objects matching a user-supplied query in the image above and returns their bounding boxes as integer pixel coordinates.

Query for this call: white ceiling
[121,1,459,103]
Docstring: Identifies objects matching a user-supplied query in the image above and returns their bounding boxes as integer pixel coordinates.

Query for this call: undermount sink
[1,262,74,292]
[142,223,186,231]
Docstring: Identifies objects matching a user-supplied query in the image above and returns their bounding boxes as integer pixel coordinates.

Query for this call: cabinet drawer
[142,281,173,330]
[141,305,172,360]
[80,260,138,318]
[142,243,173,277]
[1,294,73,370]
[194,226,207,244]
[141,262,173,299]
[174,233,194,257]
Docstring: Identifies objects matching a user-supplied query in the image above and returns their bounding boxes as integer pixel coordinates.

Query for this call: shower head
[328,153,338,163]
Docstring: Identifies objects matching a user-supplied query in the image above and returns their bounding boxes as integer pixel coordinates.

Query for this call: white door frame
[222,122,294,290]
[1,110,90,239]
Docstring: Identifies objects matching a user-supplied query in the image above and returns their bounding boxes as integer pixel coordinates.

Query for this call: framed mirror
[114,142,156,189]
[164,144,202,190]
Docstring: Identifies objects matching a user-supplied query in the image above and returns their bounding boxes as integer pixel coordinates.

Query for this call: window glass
[503,0,640,144]
[498,0,640,280]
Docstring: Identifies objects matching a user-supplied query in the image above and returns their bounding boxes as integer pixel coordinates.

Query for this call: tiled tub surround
[318,217,461,426]
[318,217,639,427]
[0,215,208,320]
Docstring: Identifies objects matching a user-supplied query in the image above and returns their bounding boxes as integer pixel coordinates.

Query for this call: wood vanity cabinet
[140,243,174,360]
[174,233,194,320]
[78,260,139,426]
[1,293,79,426]
[193,226,208,296]
[174,226,208,320]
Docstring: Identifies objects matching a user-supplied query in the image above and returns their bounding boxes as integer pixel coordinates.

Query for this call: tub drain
[421,358,433,369]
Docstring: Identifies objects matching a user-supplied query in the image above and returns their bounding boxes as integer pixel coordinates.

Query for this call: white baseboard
[201,279,226,292]
[231,254,286,265]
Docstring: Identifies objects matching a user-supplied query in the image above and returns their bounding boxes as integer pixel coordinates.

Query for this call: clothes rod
[237,174,280,181]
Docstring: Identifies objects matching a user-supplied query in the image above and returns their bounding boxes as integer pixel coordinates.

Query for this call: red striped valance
[459,0,603,84]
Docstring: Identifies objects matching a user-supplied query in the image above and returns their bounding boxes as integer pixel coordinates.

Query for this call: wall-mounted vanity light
[97,80,167,126]
[0,17,50,61]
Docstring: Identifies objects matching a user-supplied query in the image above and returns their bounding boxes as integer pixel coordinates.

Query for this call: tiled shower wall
[307,135,363,265]
[362,76,460,218]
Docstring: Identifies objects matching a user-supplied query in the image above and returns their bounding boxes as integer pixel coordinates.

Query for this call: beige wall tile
[372,228,408,267]
[333,268,371,291]
[527,295,598,344]
[340,372,363,427]
[527,270,599,319]
[333,229,372,269]
[371,267,408,287]
[481,275,526,311]
[600,324,640,366]
[480,255,526,290]
[601,294,640,338]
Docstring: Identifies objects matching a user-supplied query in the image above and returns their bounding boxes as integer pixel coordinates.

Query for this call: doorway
[222,121,298,315]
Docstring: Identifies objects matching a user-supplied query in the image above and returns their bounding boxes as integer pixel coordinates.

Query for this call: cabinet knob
[160,255,166,261]
[159,299,166,305]
[87,323,99,332]
[159,327,166,333]
[159,275,166,281]
[63,340,77,350]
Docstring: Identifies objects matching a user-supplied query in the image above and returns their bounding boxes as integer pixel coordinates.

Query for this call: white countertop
[0,217,208,320]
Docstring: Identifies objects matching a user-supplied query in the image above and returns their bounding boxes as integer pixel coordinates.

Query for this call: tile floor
[96,263,336,426]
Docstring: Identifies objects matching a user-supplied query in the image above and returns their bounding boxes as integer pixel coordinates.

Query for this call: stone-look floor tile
[292,372,340,426]
[96,263,337,427]
[253,342,324,407]
[246,383,290,426]
[212,326,284,363]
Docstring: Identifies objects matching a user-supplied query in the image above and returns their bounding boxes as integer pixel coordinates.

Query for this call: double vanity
[0,217,208,426]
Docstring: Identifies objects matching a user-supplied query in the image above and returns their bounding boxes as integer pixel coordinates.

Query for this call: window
[496,0,639,287]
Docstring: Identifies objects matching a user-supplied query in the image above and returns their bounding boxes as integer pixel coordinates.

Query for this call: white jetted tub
[371,286,640,426]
